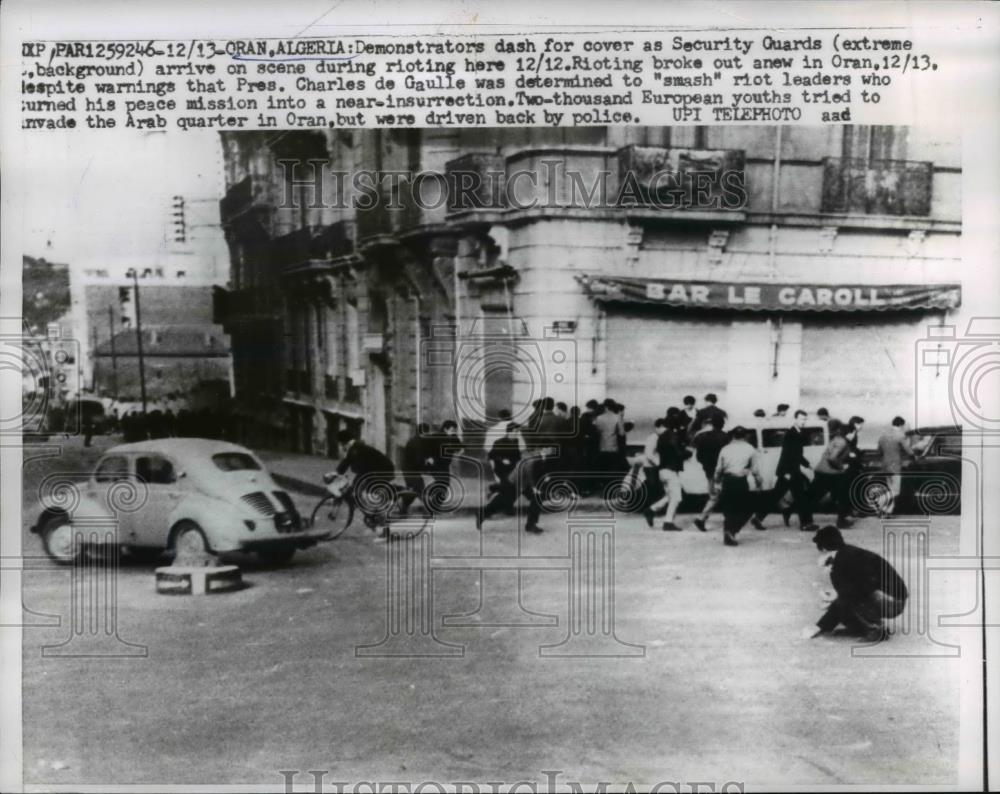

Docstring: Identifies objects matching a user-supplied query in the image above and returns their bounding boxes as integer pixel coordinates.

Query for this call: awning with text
[576,275,961,312]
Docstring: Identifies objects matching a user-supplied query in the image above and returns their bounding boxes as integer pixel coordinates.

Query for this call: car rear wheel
[171,521,211,561]
[40,515,80,565]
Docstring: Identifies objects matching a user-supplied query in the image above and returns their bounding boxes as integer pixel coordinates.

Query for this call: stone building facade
[91,324,231,404]
[216,126,962,461]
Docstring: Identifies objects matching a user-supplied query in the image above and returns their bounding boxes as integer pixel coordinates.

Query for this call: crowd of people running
[329,393,930,546]
[328,395,918,642]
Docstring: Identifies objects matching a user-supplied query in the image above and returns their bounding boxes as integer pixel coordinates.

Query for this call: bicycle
[308,473,430,540]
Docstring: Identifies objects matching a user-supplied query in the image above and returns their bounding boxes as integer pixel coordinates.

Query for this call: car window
[803,426,826,446]
[744,429,759,448]
[211,452,262,472]
[939,441,962,457]
[136,455,176,485]
[761,428,786,448]
[94,455,130,483]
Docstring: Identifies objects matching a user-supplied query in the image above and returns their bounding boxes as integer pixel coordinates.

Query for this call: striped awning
[576,275,961,312]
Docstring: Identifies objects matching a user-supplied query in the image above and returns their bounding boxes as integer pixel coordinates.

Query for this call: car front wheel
[40,515,81,565]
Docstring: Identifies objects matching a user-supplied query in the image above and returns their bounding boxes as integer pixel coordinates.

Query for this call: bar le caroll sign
[577,275,961,312]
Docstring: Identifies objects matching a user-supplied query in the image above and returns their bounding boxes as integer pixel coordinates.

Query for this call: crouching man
[802,525,908,642]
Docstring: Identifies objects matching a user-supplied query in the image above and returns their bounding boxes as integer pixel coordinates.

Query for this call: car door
[89,453,136,540]
[747,426,781,490]
[133,453,182,547]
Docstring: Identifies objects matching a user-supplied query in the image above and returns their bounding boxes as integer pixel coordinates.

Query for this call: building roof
[93,324,230,357]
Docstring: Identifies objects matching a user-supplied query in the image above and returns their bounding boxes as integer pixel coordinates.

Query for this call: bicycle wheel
[309,494,355,539]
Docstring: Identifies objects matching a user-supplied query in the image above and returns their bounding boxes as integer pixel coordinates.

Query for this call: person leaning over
[802,525,908,643]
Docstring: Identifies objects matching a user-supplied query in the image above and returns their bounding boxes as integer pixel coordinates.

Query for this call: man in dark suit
[803,525,908,642]
[399,423,434,515]
[483,422,523,520]
[752,409,817,531]
[692,414,730,531]
[424,420,464,512]
[333,431,398,537]
[692,393,727,435]
[522,397,564,533]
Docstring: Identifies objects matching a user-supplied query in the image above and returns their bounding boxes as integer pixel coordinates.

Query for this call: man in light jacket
[808,419,854,529]
[876,416,928,517]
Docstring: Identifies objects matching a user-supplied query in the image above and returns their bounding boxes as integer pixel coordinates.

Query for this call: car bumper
[236,527,332,552]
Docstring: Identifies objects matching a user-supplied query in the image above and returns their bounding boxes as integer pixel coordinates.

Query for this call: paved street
[19,438,969,788]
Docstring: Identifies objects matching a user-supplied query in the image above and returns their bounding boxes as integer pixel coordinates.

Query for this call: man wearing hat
[802,525,908,642]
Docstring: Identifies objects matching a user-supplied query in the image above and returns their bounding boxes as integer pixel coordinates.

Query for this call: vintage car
[857,425,962,515]
[678,416,831,496]
[31,439,329,565]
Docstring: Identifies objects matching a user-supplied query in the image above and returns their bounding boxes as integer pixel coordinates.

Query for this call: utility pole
[129,269,148,414]
[90,323,98,392]
[108,304,118,399]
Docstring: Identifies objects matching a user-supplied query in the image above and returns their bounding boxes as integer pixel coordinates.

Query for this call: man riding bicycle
[325,431,397,541]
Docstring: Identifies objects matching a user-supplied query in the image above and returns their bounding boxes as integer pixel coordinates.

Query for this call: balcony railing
[271,220,356,272]
[821,157,933,216]
[616,145,746,211]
